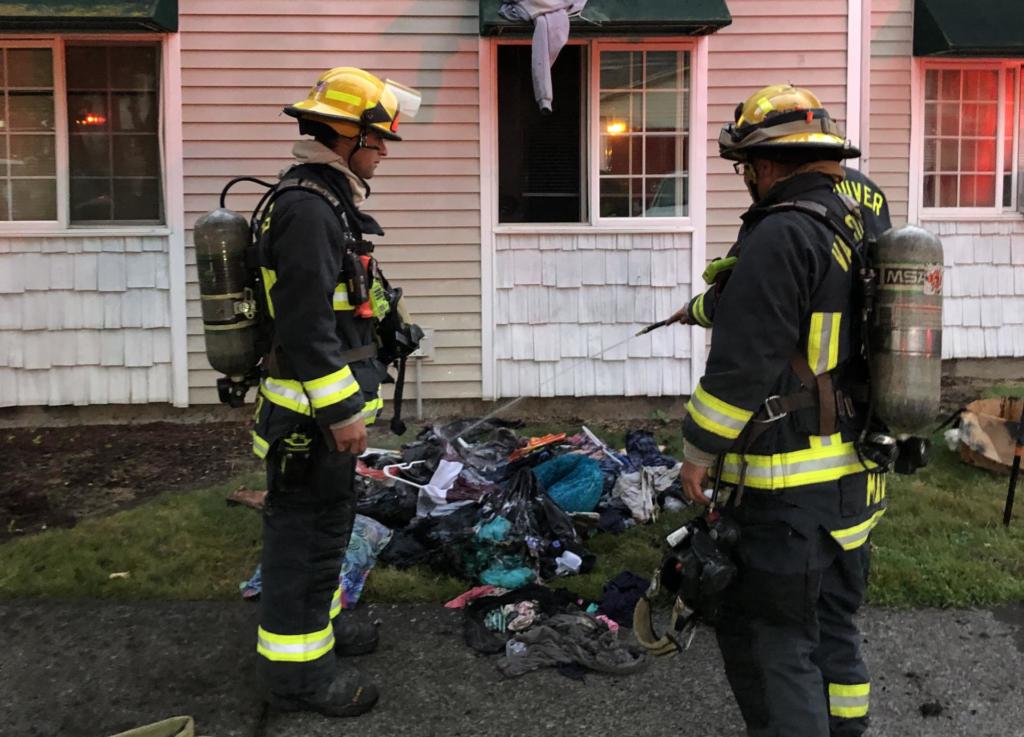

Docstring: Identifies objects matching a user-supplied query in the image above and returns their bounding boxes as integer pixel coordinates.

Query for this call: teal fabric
[533,454,603,513]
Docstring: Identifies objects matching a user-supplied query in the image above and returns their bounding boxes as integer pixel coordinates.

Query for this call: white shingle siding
[933,219,1024,359]
[494,232,692,398]
[0,236,174,406]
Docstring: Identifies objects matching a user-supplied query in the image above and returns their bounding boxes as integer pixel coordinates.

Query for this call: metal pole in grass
[1004,400,1024,527]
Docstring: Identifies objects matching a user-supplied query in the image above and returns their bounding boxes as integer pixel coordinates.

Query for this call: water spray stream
[446,322,669,445]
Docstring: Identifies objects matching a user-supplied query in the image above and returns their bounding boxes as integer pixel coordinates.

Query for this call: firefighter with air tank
[195,67,424,718]
[661,84,941,737]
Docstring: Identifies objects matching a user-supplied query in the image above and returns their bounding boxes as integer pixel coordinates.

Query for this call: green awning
[914,0,1024,57]
[480,0,731,36]
[0,1,178,32]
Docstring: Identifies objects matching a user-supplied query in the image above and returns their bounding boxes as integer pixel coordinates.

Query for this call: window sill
[0,226,172,238]
[919,209,1024,221]
[495,221,694,235]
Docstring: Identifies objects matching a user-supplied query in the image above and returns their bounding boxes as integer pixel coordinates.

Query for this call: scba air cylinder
[194,208,258,379]
[869,225,944,435]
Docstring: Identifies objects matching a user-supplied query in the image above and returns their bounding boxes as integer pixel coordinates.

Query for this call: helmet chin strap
[742,162,760,203]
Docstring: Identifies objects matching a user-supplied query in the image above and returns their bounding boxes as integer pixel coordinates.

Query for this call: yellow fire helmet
[718,84,859,162]
[284,67,422,141]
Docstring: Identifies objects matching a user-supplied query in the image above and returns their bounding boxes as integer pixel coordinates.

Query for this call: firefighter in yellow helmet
[252,67,420,718]
[678,85,885,737]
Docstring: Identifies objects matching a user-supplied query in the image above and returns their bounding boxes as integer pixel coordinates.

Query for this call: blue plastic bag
[533,454,603,513]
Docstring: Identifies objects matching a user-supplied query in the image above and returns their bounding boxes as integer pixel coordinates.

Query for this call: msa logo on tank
[878,263,943,295]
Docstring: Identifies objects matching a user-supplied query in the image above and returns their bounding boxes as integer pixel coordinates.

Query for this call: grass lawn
[0,423,1021,608]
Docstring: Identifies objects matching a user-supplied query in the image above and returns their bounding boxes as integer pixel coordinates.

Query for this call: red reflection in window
[75,113,107,126]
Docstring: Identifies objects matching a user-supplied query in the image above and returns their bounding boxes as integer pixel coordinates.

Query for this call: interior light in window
[606,120,628,135]
[75,113,107,126]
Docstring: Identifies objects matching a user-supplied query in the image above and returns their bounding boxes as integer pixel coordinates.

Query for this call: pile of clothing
[240,421,688,622]
[446,580,649,679]
[359,420,689,587]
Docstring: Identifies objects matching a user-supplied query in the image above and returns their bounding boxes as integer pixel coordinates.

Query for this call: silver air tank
[870,225,944,435]
[193,208,258,379]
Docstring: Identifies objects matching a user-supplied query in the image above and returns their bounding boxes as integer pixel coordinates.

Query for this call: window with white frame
[496,41,691,224]
[921,63,1022,211]
[0,39,163,226]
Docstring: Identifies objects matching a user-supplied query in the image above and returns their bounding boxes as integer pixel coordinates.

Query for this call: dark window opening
[497,45,585,223]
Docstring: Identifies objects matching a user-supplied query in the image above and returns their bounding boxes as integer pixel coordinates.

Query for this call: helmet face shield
[384,80,422,120]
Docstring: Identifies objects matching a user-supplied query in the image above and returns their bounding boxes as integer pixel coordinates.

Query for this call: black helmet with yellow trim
[284,67,421,142]
[718,84,859,162]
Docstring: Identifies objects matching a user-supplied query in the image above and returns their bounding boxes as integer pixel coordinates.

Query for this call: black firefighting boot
[333,616,379,656]
[267,668,379,718]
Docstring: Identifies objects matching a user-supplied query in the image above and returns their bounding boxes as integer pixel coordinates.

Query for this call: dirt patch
[0,422,258,541]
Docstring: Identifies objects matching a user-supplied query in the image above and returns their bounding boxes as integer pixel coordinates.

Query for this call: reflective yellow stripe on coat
[686,384,753,441]
[831,508,887,551]
[252,431,270,459]
[718,441,873,490]
[302,366,360,410]
[829,682,870,718]
[362,394,384,426]
[692,292,711,327]
[260,377,312,415]
[808,311,841,375]
[256,624,334,663]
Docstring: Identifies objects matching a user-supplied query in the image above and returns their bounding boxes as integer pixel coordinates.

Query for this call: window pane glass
[645,134,685,176]
[924,138,937,171]
[11,178,56,219]
[600,51,642,90]
[113,179,161,220]
[10,134,55,176]
[939,174,957,206]
[599,48,689,218]
[629,177,644,216]
[70,178,112,220]
[0,180,7,219]
[600,91,643,134]
[646,51,681,89]
[111,46,159,90]
[940,139,958,171]
[67,43,164,223]
[940,70,961,100]
[645,175,686,217]
[114,135,160,177]
[924,102,938,136]
[963,70,997,101]
[112,92,158,132]
[0,135,7,178]
[923,175,936,207]
[961,173,996,206]
[939,103,960,136]
[497,44,584,223]
[9,92,54,130]
[7,49,52,87]
[66,46,108,91]
[69,134,111,177]
[963,103,997,137]
[600,178,629,217]
[925,69,938,99]
[68,92,109,130]
[600,133,634,176]
[646,91,684,132]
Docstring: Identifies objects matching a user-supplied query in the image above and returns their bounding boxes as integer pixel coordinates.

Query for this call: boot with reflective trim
[267,669,379,718]
[333,617,379,656]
